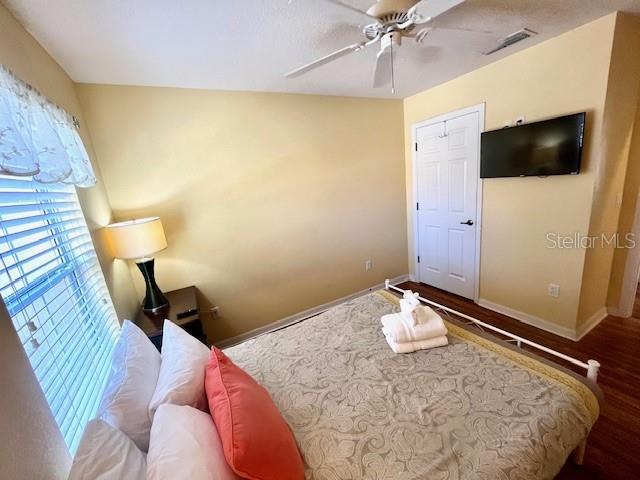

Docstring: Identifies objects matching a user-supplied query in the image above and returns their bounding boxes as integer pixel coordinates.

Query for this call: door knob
[460,220,474,226]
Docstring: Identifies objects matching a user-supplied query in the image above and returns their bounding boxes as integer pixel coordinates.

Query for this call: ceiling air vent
[484,28,538,55]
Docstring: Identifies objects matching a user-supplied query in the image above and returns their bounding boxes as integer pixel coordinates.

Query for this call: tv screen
[480,112,585,178]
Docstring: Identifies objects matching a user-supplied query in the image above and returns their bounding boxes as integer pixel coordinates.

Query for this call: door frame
[611,192,640,318]
[411,103,485,302]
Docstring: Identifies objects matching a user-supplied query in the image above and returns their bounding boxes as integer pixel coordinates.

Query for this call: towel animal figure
[399,290,421,325]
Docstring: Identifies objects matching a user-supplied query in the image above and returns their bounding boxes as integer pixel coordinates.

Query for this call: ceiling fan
[285,0,475,93]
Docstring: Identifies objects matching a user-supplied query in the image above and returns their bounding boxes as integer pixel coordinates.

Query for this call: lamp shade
[106,217,167,260]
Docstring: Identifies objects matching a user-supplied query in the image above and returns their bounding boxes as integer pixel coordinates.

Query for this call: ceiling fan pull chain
[390,39,395,95]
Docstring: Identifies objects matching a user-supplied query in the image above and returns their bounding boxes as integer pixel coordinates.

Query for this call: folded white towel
[383,333,448,354]
[381,307,447,344]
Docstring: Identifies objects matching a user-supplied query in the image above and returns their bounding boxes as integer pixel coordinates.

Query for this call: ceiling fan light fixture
[381,31,402,48]
[284,0,479,94]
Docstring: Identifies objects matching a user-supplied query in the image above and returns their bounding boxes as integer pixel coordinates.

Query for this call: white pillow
[149,320,210,418]
[98,320,161,451]
[147,404,240,480]
[68,419,146,480]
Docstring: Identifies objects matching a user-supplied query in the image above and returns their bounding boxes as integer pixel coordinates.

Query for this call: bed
[224,286,602,480]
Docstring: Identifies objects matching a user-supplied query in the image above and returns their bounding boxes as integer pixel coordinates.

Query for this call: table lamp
[106,217,169,313]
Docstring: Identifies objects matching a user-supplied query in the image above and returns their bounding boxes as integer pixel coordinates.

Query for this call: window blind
[0,175,120,453]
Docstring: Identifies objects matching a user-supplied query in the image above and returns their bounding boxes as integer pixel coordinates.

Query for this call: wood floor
[398,281,640,480]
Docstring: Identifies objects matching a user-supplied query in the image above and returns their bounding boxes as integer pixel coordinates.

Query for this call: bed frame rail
[384,280,601,383]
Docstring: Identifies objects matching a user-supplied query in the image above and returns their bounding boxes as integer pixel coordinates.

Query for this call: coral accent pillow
[205,348,305,480]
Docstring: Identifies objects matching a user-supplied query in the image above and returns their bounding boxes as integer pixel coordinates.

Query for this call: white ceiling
[4,0,640,99]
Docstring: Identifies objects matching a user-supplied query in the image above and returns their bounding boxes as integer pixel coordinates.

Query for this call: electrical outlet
[365,260,373,271]
[210,306,221,318]
[548,284,560,298]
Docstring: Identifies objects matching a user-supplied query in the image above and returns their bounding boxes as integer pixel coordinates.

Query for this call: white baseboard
[575,307,608,341]
[477,298,579,340]
[216,274,410,349]
[478,298,608,342]
[409,273,419,282]
[606,305,629,318]
[606,306,623,317]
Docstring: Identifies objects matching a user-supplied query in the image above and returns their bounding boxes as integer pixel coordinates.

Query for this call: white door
[415,111,480,299]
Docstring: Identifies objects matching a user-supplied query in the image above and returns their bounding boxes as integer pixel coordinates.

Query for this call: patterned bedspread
[224,291,600,480]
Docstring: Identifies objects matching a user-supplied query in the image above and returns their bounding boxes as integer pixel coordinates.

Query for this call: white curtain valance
[0,65,96,187]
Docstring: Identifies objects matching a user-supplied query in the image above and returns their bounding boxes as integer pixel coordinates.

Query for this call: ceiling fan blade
[417,0,465,18]
[367,0,421,17]
[285,42,366,78]
[324,0,379,19]
[367,0,462,18]
[412,0,466,25]
[373,48,392,88]
[434,26,495,35]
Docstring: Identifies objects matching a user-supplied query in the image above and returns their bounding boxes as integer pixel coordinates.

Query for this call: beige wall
[403,14,618,333]
[607,66,640,310]
[578,13,640,325]
[0,3,137,478]
[595,14,640,315]
[76,86,408,341]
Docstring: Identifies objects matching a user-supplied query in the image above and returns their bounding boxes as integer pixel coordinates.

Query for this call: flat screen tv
[480,112,585,178]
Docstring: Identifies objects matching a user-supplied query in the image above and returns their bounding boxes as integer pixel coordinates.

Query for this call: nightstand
[133,286,208,351]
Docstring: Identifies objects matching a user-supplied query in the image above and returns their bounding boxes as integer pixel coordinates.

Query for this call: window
[0,175,120,453]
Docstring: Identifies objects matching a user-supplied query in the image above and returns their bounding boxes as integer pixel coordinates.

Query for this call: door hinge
[417,255,420,263]
[415,142,418,152]
[416,202,419,211]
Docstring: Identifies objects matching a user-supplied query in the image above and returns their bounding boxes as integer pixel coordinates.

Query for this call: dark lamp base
[136,258,169,313]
